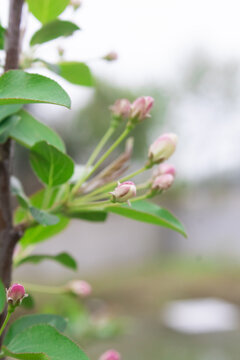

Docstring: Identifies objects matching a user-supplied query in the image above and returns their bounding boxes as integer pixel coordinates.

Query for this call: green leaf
[5,324,89,360]
[67,210,108,222]
[14,188,64,224]
[30,20,80,46]
[2,347,48,360]
[0,70,70,108]
[0,279,6,314]
[27,0,70,23]
[58,62,93,87]
[10,176,29,209]
[16,252,77,270]
[29,207,59,226]
[20,216,69,249]
[0,104,22,122]
[11,176,60,225]
[0,24,5,50]
[0,115,20,143]
[10,110,65,152]
[30,141,74,186]
[106,200,187,237]
[0,115,20,135]
[4,314,67,347]
[29,187,63,209]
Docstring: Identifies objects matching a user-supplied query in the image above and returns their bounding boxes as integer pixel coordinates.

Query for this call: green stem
[69,199,111,210]
[85,126,116,168]
[71,126,132,195]
[120,166,147,182]
[69,190,154,212]
[41,187,53,209]
[0,310,11,338]
[81,165,149,201]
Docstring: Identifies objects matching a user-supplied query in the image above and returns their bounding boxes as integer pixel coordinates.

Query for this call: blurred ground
[16,257,240,360]
[85,257,240,360]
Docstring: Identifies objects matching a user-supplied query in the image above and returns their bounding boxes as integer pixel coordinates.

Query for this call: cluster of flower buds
[103,51,118,62]
[99,350,121,360]
[148,133,178,164]
[110,96,154,124]
[7,283,28,308]
[110,181,136,204]
[66,280,92,297]
[152,163,176,191]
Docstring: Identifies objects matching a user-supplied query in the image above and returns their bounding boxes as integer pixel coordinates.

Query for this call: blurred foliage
[39,294,125,345]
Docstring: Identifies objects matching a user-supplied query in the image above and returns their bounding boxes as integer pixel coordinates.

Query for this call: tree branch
[0,0,24,351]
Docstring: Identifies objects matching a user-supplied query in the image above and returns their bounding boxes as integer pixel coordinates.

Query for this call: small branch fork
[0,0,24,350]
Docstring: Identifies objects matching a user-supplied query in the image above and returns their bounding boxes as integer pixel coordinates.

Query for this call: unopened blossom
[130,96,154,122]
[110,99,131,119]
[152,174,174,191]
[67,280,92,297]
[148,133,178,164]
[103,51,118,61]
[110,181,136,203]
[153,163,176,178]
[7,283,27,306]
[99,349,121,360]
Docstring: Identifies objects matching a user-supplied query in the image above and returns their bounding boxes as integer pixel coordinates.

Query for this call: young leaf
[10,110,65,152]
[58,62,93,86]
[0,70,70,108]
[30,141,74,186]
[106,200,187,237]
[5,324,89,360]
[29,207,60,226]
[30,20,80,46]
[10,176,29,209]
[27,0,70,23]
[0,24,5,49]
[66,210,108,222]
[0,279,6,314]
[16,252,77,270]
[20,216,69,249]
[0,104,22,122]
[0,115,20,143]
[2,348,48,360]
[4,314,67,346]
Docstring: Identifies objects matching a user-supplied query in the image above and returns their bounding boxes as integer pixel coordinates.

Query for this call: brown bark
[0,0,24,351]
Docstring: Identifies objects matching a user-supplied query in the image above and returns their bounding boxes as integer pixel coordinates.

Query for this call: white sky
[1,0,240,180]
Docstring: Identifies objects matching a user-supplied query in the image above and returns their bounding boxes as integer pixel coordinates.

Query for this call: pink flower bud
[67,280,92,297]
[7,283,27,306]
[99,350,121,360]
[103,51,118,61]
[152,174,174,190]
[148,133,178,164]
[110,181,136,203]
[130,96,154,122]
[153,163,176,178]
[110,99,131,119]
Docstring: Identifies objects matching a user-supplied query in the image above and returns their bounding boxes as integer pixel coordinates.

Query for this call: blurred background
[2,0,240,359]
